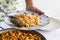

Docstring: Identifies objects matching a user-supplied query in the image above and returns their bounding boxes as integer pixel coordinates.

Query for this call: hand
[26,6,44,15]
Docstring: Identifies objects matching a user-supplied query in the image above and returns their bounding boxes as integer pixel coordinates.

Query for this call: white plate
[39,17,60,31]
[3,10,50,30]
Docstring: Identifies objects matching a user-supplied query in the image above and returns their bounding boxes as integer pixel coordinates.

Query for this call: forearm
[25,0,33,6]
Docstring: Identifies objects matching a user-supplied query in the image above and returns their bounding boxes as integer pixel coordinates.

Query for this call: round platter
[4,10,50,30]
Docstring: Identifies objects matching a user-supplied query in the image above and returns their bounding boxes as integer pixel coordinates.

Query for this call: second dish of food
[0,30,41,40]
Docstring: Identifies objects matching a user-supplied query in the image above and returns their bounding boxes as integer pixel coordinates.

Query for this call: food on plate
[0,30,41,40]
[11,13,40,27]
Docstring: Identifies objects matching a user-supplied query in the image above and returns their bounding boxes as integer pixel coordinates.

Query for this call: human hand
[26,6,44,15]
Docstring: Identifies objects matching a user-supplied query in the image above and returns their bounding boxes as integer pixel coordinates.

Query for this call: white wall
[33,0,60,19]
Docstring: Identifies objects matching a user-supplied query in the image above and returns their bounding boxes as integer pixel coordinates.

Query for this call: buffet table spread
[0,0,60,40]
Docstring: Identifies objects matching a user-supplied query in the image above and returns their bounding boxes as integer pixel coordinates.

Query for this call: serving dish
[0,27,46,40]
[3,10,50,30]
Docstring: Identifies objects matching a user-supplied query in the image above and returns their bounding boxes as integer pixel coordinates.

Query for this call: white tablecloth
[36,29,60,40]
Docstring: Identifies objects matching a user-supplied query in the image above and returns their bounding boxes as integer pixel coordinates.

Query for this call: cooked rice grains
[11,13,40,27]
[0,30,41,40]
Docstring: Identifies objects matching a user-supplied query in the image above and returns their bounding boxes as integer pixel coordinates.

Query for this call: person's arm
[25,0,33,9]
[25,0,33,5]
[25,0,44,15]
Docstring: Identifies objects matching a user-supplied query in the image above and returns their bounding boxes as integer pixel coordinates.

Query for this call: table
[36,29,60,40]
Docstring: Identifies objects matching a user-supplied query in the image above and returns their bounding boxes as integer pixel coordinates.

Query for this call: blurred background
[33,0,60,20]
